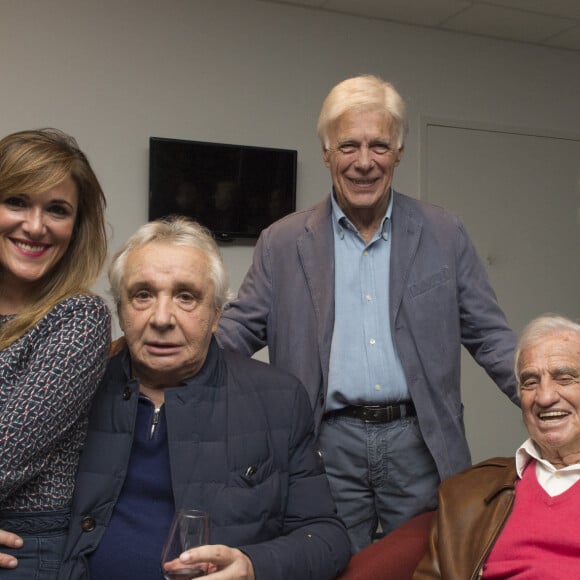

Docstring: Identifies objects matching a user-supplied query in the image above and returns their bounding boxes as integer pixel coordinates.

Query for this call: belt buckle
[364,405,393,423]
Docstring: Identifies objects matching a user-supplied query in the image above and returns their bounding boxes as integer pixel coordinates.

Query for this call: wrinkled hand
[163,544,255,580]
[0,530,23,569]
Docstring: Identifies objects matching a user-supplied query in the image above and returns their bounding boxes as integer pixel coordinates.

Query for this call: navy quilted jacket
[59,339,351,579]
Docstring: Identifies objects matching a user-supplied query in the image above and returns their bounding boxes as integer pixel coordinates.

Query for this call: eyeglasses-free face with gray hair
[118,241,220,406]
[322,109,403,240]
[519,330,580,469]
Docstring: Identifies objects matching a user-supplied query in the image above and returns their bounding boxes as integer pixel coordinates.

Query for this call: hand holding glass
[161,509,209,579]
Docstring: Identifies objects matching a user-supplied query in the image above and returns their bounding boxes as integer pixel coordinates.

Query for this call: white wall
[2,0,579,460]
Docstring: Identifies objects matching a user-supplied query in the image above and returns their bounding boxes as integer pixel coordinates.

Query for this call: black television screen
[149,137,297,240]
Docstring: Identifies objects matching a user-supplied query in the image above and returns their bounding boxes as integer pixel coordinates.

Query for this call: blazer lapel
[390,192,422,320]
[296,197,335,378]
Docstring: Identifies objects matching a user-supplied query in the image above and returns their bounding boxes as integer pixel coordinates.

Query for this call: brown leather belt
[326,402,416,423]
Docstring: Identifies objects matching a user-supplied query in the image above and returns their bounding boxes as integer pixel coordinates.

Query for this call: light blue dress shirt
[326,190,410,411]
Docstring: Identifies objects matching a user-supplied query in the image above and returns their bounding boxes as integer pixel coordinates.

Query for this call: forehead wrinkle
[125,244,208,280]
[331,111,395,140]
[123,262,174,290]
[121,242,214,307]
[519,358,575,374]
[124,269,203,293]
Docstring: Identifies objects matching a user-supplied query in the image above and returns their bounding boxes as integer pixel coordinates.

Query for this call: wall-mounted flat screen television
[149,137,297,240]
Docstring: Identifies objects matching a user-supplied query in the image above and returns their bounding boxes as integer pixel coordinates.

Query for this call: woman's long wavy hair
[0,128,107,349]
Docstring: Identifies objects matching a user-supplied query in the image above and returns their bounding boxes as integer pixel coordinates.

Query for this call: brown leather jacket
[413,457,517,579]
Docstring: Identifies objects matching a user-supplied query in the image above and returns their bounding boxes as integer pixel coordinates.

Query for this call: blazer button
[81,516,96,532]
[122,387,132,401]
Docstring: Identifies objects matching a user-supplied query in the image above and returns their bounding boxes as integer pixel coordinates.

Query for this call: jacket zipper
[150,407,161,439]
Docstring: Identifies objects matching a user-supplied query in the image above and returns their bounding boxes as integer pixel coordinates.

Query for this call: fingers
[0,531,23,570]
[177,545,254,579]
[162,558,213,576]
[0,553,19,569]
[0,531,23,549]
[179,544,233,567]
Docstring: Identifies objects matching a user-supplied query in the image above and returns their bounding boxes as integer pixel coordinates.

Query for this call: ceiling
[261,0,580,52]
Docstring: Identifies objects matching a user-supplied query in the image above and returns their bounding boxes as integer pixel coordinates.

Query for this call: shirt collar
[515,438,580,477]
[515,438,542,478]
[330,187,393,241]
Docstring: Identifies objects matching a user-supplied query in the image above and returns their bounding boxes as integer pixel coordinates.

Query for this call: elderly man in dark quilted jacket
[56,217,351,580]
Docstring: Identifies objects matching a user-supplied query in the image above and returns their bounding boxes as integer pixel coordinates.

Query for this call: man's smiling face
[322,108,403,227]
[519,330,580,467]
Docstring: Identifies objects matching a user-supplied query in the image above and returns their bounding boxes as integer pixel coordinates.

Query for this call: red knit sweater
[483,460,580,578]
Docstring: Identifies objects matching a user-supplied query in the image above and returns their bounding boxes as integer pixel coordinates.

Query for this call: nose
[150,296,175,329]
[22,208,47,238]
[534,380,560,407]
[354,146,374,171]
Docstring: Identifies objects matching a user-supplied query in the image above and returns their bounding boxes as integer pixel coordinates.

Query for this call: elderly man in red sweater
[414,314,580,579]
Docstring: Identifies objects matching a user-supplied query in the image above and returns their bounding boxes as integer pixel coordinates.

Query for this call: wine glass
[161,509,210,579]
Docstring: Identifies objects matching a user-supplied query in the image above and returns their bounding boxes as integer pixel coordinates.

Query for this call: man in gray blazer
[217,74,518,551]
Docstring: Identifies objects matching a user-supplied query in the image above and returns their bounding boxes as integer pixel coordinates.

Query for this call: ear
[211,309,221,334]
[117,303,125,332]
[322,145,331,168]
[394,145,405,166]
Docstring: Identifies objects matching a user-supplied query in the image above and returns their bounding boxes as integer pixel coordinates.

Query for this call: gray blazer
[217,191,518,480]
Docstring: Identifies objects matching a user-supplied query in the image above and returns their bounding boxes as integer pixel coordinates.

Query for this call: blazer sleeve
[217,228,272,356]
[454,219,519,404]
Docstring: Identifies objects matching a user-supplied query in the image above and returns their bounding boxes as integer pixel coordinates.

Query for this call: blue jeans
[0,510,68,580]
[319,414,439,552]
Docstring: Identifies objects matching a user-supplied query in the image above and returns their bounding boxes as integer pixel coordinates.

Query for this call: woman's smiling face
[0,175,78,291]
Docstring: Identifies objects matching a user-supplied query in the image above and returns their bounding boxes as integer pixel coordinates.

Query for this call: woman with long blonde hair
[0,128,110,578]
